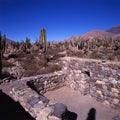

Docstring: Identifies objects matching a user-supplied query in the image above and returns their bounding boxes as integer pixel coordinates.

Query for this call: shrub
[2,60,14,67]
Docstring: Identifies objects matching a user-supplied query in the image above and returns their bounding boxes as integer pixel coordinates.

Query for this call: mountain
[64,36,81,42]
[80,30,114,40]
[106,25,120,34]
[64,26,120,41]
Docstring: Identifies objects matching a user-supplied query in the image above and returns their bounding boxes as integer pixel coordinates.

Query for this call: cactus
[25,37,31,49]
[40,28,47,54]
[0,32,2,77]
[0,33,6,78]
[2,34,6,52]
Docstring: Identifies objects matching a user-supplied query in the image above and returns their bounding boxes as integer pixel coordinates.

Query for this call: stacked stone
[66,69,90,95]
[86,62,120,110]
[9,77,77,120]
[62,57,120,110]
[62,59,88,95]
[27,72,66,94]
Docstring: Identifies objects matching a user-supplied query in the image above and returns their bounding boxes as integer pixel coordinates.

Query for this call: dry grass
[16,48,62,77]
[2,60,14,68]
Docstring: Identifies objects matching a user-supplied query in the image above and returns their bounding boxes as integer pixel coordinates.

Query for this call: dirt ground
[44,86,119,120]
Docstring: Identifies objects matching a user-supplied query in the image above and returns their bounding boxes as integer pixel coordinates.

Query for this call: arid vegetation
[0,27,120,79]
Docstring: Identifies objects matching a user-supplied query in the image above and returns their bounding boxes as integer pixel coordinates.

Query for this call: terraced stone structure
[62,57,120,110]
[0,57,120,120]
[1,71,76,120]
[28,57,120,111]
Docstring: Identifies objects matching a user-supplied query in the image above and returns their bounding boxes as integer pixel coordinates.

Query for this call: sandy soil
[44,86,119,120]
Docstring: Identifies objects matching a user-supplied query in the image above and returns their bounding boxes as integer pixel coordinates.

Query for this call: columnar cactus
[0,33,6,78]
[0,32,2,77]
[40,28,47,54]
[2,34,6,52]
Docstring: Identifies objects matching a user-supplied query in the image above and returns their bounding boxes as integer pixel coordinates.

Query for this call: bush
[2,60,14,67]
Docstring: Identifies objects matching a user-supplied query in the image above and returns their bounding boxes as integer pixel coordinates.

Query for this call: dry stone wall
[26,71,66,94]
[62,57,120,110]
[10,80,62,120]
[1,57,120,120]
[1,71,76,120]
[27,57,120,111]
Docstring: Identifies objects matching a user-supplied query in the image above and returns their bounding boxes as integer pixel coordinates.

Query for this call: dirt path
[44,86,119,120]
[62,57,120,65]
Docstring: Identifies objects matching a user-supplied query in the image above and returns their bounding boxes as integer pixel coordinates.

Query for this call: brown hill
[80,30,114,40]
[64,36,80,42]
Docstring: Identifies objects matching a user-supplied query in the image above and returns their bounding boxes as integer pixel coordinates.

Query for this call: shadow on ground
[0,90,35,120]
[62,110,78,120]
[86,108,96,120]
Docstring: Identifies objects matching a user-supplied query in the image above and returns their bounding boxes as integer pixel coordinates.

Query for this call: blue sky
[0,0,120,42]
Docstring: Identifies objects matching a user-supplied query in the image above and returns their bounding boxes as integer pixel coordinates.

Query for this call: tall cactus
[0,32,2,77]
[40,28,47,54]
[0,33,6,78]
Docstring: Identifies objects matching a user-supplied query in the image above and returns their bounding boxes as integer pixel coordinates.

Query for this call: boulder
[52,103,67,118]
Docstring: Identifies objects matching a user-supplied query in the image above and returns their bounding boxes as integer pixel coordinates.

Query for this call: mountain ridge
[106,25,120,34]
[63,25,120,41]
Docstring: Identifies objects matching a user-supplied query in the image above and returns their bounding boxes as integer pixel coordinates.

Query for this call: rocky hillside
[106,25,120,34]
[64,25,120,41]
[80,30,114,40]
[1,26,120,80]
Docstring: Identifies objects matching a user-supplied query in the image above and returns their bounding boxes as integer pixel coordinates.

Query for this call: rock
[111,69,117,75]
[111,80,118,84]
[74,73,80,79]
[112,114,120,120]
[36,116,42,120]
[114,93,119,97]
[39,95,49,104]
[109,77,116,81]
[112,98,119,104]
[80,80,87,84]
[39,107,53,120]
[27,97,39,107]
[96,80,105,85]
[80,73,86,78]
[25,103,31,111]
[48,116,61,120]
[96,90,102,95]
[111,88,119,93]
[3,53,9,58]
[33,101,45,111]
[52,103,67,118]
[103,100,110,105]
[102,78,109,82]
[102,85,107,90]
[70,83,76,90]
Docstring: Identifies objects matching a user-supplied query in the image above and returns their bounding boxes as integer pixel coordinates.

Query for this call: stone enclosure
[28,57,120,111]
[63,57,120,110]
[0,57,120,120]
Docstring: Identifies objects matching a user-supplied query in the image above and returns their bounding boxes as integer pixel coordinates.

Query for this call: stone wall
[26,71,66,94]
[27,57,120,110]
[9,79,62,120]
[2,57,120,120]
[62,57,120,110]
[2,71,76,120]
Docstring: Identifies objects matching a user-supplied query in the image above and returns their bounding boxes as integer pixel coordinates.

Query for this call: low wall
[11,57,119,120]
[26,71,66,94]
[62,57,120,110]
[27,57,120,110]
[6,71,76,120]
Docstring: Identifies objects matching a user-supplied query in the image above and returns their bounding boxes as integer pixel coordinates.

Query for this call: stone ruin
[0,57,120,120]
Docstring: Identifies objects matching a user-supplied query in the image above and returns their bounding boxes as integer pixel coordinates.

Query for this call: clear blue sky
[0,0,120,42]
